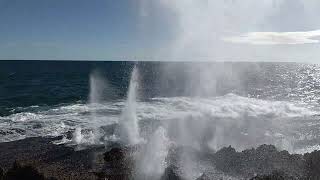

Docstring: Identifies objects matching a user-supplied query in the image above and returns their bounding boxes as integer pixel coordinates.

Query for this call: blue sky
[0,0,173,60]
[0,0,320,61]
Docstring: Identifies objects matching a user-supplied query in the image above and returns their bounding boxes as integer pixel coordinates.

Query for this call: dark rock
[0,130,13,136]
[304,150,320,180]
[103,147,125,162]
[256,144,277,154]
[0,137,103,180]
[214,146,242,174]
[100,124,118,136]
[165,146,183,167]
[63,131,73,139]
[0,167,3,180]
[196,173,210,180]
[250,170,295,180]
[160,165,184,180]
[99,147,134,180]
[11,128,25,134]
[4,136,320,180]
[32,123,43,129]
[213,144,305,178]
[4,161,47,180]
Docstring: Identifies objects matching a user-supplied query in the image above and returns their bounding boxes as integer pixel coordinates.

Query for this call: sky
[0,0,320,62]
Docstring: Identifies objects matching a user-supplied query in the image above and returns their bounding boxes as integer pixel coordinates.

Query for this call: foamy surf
[0,93,318,154]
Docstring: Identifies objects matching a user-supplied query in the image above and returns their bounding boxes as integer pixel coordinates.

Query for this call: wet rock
[99,147,134,180]
[0,130,13,136]
[160,165,184,180]
[3,136,320,180]
[100,123,118,136]
[213,144,305,178]
[304,150,320,180]
[0,137,102,180]
[196,173,211,180]
[250,170,295,180]
[11,128,25,134]
[0,167,3,180]
[32,123,43,129]
[103,147,126,163]
[214,146,242,174]
[4,161,47,180]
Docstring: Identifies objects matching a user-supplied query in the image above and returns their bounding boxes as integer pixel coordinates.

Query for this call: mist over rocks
[160,165,185,180]
[2,62,320,179]
[304,150,320,180]
[97,143,320,180]
[249,171,296,180]
[2,136,320,179]
[98,142,320,180]
[195,173,211,180]
[213,145,305,179]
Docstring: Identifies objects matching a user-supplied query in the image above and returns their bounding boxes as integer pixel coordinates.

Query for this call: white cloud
[223,30,320,45]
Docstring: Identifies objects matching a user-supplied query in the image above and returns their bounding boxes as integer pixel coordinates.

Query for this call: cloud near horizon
[223,30,320,45]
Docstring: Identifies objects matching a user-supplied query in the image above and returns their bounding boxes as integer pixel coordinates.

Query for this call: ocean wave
[2,112,43,122]
[150,93,316,119]
[0,94,318,153]
[295,144,320,154]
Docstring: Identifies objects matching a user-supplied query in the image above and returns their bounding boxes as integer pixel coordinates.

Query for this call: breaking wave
[0,94,318,153]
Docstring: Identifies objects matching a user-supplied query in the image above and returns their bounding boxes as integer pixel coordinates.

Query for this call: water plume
[88,69,115,105]
[135,126,170,180]
[72,127,83,144]
[88,70,110,145]
[118,65,142,145]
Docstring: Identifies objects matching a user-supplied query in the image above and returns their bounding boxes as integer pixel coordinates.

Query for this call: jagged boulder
[99,147,134,180]
[304,150,320,180]
[214,146,242,174]
[160,165,184,180]
[213,144,305,178]
[104,147,126,163]
[0,167,3,180]
[196,173,211,180]
[250,170,296,180]
[4,161,47,180]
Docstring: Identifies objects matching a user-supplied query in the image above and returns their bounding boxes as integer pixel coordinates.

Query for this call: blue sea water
[0,61,135,115]
[1,60,320,154]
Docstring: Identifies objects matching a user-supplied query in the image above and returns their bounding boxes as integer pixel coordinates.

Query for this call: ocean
[0,60,320,155]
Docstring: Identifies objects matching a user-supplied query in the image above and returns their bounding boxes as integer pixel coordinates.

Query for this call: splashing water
[71,70,113,146]
[135,126,170,180]
[72,127,82,144]
[2,61,320,179]
[89,70,108,105]
[118,65,142,145]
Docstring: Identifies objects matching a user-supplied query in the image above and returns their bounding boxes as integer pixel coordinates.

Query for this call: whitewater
[0,92,318,154]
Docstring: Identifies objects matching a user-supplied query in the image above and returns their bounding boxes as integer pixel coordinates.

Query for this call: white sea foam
[7,112,42,122]
[0,94,318,153]
[295,144,320,154]
[151,93,315,119]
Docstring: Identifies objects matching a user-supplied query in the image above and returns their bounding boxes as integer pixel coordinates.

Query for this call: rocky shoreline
[1,136,320,180]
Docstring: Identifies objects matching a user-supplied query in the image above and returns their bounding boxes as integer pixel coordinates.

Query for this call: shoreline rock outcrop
[1,136,320,180]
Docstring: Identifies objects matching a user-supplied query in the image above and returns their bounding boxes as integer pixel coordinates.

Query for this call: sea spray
[89,70,109,105]
[118,65,142,145]
[134,127,170,180]
[88,70,116,145]
[89,70,110,143]
[71,127,100,150]
[72,127,83,144]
